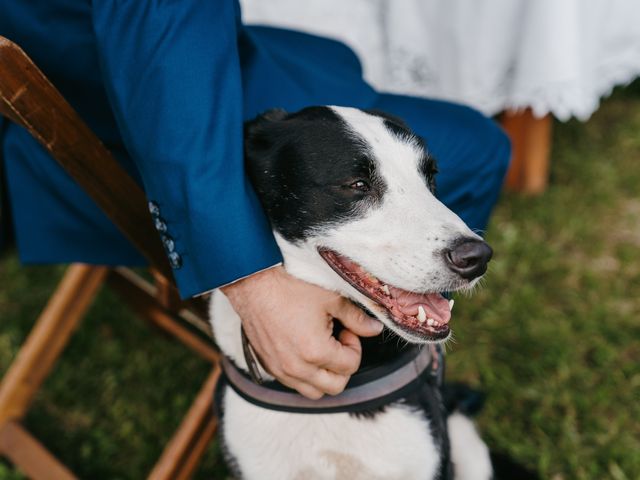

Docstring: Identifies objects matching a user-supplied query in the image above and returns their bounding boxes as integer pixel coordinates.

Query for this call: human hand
[221,265,383,399]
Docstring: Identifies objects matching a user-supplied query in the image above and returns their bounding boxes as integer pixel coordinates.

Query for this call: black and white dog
[210,106,495,480]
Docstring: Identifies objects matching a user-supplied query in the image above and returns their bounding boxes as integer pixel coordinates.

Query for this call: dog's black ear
[260,108,288,122]
[244,108,289,157]
[244,109,290,204]
[245,108,288,132]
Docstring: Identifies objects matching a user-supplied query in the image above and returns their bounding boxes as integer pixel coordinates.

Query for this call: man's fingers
[337,328,362,355]
[282,369,349,398]
[320,330,362,375]
[278,366,349,398]
[275,372,325,400]
[253,337,354,396]
[292,382,325,400]
[263,353,342,399]
[311,368,350,396]
[330,298,383,337]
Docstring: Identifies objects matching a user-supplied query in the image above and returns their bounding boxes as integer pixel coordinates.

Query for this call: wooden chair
[0,36,221,479]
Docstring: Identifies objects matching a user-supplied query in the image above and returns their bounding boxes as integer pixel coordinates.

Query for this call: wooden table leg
[107,268,218,364]
[501,109,553,195]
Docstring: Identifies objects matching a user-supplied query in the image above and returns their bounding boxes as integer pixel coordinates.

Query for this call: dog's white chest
[222,388,441,480]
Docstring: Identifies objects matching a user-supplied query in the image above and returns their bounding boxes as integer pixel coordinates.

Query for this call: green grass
[2,88,640,479]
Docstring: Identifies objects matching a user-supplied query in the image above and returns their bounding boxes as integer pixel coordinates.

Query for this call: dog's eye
[349,180,370,192]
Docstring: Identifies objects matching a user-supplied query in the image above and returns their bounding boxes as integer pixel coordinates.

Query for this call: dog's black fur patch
[244,107,391,241]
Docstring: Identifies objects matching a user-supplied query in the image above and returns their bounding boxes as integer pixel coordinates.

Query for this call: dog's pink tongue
[389,288,452,324]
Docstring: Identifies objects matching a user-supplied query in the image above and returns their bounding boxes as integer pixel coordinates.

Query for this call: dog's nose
[445,239,493,280]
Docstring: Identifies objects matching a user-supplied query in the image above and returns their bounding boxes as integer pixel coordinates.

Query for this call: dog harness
[217,333,453,479]
[221,341,443,414]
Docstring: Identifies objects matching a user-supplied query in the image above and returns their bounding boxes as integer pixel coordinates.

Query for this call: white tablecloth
[241,0,640,121]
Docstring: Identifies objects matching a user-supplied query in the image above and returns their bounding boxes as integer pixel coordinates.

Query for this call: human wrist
[220,263,283,295]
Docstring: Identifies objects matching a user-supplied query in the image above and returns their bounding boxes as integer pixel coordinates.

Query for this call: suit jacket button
[168,251,182,269]
[161,234,175,252]
[148,201,160,217]
[154,217,168,233]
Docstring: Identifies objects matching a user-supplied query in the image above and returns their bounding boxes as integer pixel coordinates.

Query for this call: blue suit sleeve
[91,0,282,297]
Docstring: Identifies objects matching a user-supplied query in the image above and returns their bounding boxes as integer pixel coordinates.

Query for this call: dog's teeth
[382,284,390,296]
[417,306,427,322]
[449,299,455,311]
[427,318,435,326]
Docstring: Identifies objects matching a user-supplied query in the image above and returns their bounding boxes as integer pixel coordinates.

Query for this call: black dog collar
[221,343,444,414]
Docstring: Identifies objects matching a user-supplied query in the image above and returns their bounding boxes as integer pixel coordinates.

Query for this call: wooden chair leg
[107,268,218,364]
[0,264,219,479]
[148,368,221,480]
[0,264,107,424]
[0,421,77,480]
[151,268,183,312]
[500,109,553,195]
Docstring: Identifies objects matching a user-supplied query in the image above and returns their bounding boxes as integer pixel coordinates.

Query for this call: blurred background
[2,1,640,479]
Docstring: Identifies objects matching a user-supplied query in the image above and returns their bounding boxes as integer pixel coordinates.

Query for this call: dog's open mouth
[319,248,452,340]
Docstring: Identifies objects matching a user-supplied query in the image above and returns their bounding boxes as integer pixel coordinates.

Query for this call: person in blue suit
[0,1,510,399]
